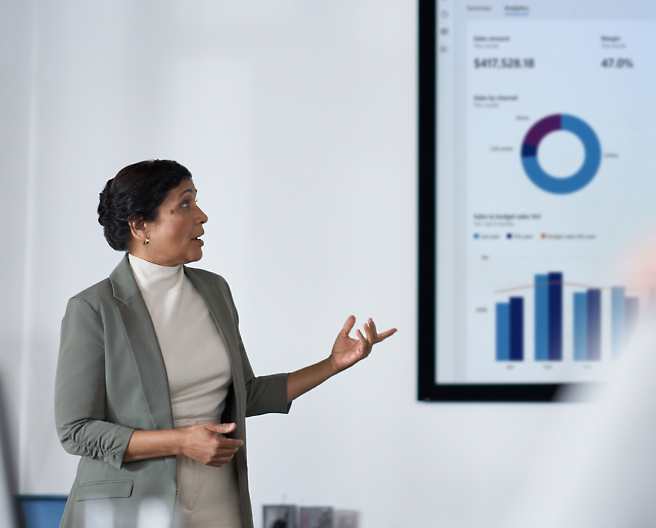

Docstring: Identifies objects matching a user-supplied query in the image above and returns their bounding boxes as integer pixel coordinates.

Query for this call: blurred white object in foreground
[507,322,656,528]
[138,498,171,528]
[84,499,114,528]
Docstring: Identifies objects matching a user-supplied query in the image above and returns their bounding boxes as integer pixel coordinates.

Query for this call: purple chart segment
[523,114,562,147]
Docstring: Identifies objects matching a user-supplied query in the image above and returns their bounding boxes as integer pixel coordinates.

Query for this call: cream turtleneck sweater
[128,254,232,421]
[129,255,242,527]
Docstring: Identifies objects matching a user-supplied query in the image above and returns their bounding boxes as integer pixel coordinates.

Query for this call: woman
[55,160,396,528]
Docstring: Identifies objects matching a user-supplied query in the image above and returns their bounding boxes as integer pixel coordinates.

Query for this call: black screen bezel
[417,0,564,402]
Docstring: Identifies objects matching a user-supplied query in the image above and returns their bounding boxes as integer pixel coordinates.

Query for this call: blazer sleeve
[220,278,291,418]
[55,296,134,469]
[240,335,291,417]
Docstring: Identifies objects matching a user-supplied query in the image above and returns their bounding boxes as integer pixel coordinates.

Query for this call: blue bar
[548,272,563,361]
[587,289,602,360]
[496,303,510,361]
[573,292,588,361]
[626,297,639,346]
[509,297,524,361]
[535,274,549,361]
[611,287,626,358]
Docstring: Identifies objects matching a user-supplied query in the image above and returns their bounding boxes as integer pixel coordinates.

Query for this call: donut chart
[521,114,601,194]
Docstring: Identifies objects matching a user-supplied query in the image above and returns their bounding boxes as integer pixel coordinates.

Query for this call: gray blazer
[55,254,290,528]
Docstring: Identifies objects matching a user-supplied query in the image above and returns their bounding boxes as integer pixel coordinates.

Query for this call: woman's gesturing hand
[329,316,397,373]
[179,422,244,467]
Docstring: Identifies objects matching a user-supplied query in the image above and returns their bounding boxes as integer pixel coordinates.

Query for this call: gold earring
[144,238,149,245]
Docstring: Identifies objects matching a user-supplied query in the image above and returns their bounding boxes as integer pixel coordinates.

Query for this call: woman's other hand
[179,422,243,467]
[123,423,243,465]
[329,316,397,373]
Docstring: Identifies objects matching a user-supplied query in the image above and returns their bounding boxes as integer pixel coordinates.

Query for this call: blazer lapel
[184,268,246,403]
[109,254,176,481]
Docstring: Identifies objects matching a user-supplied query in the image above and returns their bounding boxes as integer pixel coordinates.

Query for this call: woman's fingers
[369,318,378,337]
[210,448,240,467]
[341,315,356,336]
[366,318,398,343]
[356,329,372,358]
[217,437,244,451]
[205,422,237,435]
[376,328,398,342]
[365,318,397,344]
[183,423,244,466]
[208,451,239,467]
[363,321,375,344]
[212,438,243,465]
[355,328,366,349]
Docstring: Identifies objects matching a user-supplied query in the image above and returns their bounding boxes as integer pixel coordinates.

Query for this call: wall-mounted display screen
[418,0,656,401]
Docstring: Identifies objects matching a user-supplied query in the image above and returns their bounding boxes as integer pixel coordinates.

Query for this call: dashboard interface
[424,0,656,396]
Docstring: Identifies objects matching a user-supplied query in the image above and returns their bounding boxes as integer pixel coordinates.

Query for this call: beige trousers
[173,418,243,528]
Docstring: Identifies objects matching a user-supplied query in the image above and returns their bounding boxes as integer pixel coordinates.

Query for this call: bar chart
[496,273,640,362]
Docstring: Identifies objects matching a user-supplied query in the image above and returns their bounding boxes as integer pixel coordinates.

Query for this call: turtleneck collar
[128,253,184,294]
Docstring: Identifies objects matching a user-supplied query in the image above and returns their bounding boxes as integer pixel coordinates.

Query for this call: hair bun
[97,178,114,227]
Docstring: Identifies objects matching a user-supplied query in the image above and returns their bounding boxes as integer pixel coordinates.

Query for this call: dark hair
[98,159,192,251]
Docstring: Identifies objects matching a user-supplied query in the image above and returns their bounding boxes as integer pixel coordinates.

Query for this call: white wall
[0,2,590,527]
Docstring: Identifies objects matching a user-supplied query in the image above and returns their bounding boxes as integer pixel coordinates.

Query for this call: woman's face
[136,179,209,266]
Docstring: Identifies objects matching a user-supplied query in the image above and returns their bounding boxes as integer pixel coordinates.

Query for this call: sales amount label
[474,57,535,69]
